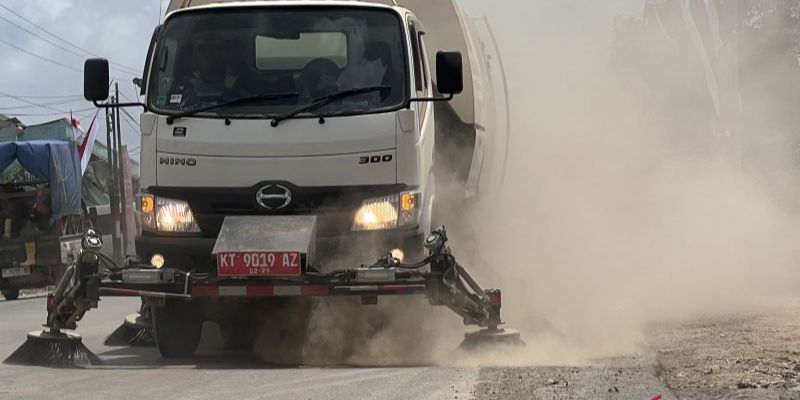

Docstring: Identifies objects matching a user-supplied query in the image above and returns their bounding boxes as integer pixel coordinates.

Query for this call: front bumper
[136,227,424,273]
[135,235,216,272]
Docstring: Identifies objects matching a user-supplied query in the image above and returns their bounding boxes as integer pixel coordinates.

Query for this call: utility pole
[106,90,121,261]
[114,83,129,257]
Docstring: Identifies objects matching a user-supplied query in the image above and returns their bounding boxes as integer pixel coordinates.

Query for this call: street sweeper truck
[3,0,517,364]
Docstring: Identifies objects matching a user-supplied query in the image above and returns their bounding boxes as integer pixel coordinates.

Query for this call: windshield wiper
[270,85,390,127]
[166,92,299,124]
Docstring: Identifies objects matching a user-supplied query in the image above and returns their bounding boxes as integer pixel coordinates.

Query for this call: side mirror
[436,51,464,96]
[84,58,110,102]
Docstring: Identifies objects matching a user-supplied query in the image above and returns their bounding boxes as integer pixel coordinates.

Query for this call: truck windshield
[148,7,407,118]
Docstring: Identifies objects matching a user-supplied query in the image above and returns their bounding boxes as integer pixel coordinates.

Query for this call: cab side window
[408,17,430,128]
[417,33,429,92]
[408,20,424,93]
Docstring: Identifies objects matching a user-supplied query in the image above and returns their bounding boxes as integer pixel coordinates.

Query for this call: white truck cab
[106,0,484,271]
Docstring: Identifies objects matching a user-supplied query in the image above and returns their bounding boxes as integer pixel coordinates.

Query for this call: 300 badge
[359,154,393,164]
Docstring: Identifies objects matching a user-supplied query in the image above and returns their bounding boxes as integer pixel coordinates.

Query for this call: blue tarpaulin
[0,140,82,219]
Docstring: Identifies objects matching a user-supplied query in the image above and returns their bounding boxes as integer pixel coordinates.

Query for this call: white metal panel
[155,112,396,157]
[155,149,397,187]
[139,113,159,188]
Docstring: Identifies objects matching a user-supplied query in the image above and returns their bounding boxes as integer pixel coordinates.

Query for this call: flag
[75,110,100,175]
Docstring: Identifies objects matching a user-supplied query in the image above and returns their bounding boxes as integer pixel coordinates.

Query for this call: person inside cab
[173,35,241,109]
[336,29,402,109]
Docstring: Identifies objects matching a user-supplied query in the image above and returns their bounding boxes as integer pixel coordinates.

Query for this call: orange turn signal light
[400,193,416,211]
[141,195,155,213]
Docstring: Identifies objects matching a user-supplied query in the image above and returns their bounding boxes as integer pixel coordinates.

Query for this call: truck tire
[153,301,203,358]
[2,288,19,301]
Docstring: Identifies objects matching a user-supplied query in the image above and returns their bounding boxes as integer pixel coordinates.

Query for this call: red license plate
[216,251,301,277]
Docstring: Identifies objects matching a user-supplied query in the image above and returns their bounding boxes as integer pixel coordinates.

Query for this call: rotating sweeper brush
[4,224,522,367]
[103,305,155,347]
[4,231,106,367]
[4,331,101,367]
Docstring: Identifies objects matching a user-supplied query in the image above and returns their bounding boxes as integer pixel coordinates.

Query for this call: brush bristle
[103,323,155,347]
[459,328,525,351]
[4,332,102,367]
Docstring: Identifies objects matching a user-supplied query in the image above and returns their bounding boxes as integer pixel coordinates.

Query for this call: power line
[0,89,66,112]
[75,108,98,116]
[0,14,137,77]
[121,110,140,126]
[0,3,141,74]
[120,111,142,137]
[7,106,95,117]
[0,93,82,99]
[0,38,130,82]
[0,98,86,110]
[120,114,140,134]
[117,93,144,133]
[74,112,98,122]
[118,103,140,127]
[0,90,96,118]
[118,92,135,102]
[0,37,83,73]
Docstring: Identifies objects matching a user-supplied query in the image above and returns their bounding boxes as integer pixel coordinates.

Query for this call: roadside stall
[0,140,88,300]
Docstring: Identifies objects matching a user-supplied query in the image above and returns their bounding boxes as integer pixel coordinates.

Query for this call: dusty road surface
[650,299,800,400]
[1,296,798,400]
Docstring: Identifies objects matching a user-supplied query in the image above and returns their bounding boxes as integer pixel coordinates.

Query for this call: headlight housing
[139,194,201,233]
[352,192,421,231]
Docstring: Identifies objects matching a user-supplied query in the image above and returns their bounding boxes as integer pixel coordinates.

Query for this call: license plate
[216,251,301,277]
[1,266,30,278]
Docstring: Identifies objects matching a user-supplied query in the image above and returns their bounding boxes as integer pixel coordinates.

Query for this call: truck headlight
[139,194,201,233]
[352,192,421,231]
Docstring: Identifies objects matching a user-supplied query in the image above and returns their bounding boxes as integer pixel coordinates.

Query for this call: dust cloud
[286,1,800,367]
[300,297,461,366]
[454,0,800,364]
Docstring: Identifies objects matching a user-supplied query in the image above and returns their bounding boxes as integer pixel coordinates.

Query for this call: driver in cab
[174,36,241,109]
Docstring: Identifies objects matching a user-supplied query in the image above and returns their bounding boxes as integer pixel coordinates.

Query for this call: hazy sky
[0,0,165,152]
[0,0,644,156]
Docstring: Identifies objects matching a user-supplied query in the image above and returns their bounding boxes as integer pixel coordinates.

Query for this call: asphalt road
[0,296,675,400]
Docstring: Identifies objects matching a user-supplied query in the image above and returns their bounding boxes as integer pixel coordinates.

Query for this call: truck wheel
[153,301,203,358]
[2,288,19,301]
